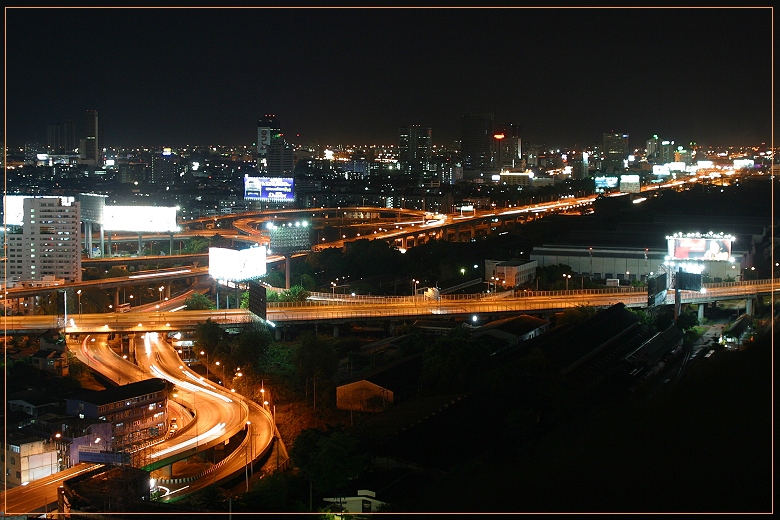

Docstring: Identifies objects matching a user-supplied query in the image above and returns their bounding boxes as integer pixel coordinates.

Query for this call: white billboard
[620,174,641,193]
[103,206,180,232]
[209,246,267,281]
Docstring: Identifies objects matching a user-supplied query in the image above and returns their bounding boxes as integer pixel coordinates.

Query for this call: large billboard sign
[676,271,702,292]
[103,206,179,232]
[619,174,641,193]
[267,221,311,254]
[646,272,668,308]
[667,233,733,261]
[257,127,271,156]
[244,176,295,201]
[595,176,619,189]
[209,246,267,282]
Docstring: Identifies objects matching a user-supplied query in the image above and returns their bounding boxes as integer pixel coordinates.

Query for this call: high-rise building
[47,120,76,154]
[399,125,432,174]
[257,115,282,159]
[660,140,675,164]
[645,134,660,162]
[6,197,81,283]
[151,149,177,185]
[460,113,494,172]
[602,132,628,173]
[492,123,521,169]
[82,110,99,165]
[267,138,295,178]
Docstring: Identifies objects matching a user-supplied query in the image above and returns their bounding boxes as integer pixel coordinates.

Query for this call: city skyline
[4,7,774,149]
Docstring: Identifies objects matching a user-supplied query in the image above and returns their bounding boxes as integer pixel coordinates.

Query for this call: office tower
[492,123,521,169]
[646,134,660,162]
[257,114,282,158]
[399,125,432,174]
[6,197,82,282]
[151,149,177,185]
[24,143,43,165]
[83,109,99,165]
[660,140,675,164]
[47,120,76,154]
[267,138,295,177]
[602,132,628,173]
[460,112,494,171]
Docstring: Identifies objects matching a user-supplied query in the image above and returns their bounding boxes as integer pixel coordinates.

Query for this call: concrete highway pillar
[746,297,755,316]
[159,464,172,478]
[169,232,174,256]
[274,327,282,341]
[138,233,143,256]
[114,288,120,309]
[333,324,339,338]
[698,303,705,322]
[85,221,93,258]
[100,224,105,258]
[165,285,171,299]
[107,234,112,258]
[455,225,460,242]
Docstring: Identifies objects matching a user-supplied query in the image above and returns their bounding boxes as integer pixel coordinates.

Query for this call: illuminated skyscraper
[83,110,99,166]
[399,124,432,175]
[602,132,628,173]
[460,112,494,172]
[492,123,521,169]
[257,115,282,159]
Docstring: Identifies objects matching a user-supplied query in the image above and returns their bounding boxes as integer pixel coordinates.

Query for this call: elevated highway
[3,280,773,334]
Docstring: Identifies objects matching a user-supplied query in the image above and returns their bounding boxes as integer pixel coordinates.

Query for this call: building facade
[460,112,494,172]
[6,197,82,283]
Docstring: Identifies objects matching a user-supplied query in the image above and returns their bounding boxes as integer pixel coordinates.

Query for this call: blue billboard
[244,176,295,201]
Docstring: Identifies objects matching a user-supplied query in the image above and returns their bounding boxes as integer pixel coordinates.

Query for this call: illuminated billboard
[666,233,734,261]
[619,174,641,193]
[244,176,295,201]
[103,206,180,232]
[209,246,267,282]
[595,176,619,189]
[267,221,311,254]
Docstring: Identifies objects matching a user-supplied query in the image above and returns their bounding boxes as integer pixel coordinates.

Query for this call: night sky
[4,6,774,149]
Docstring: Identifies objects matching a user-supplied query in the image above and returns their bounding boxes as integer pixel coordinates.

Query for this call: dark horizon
[4,7,774,150]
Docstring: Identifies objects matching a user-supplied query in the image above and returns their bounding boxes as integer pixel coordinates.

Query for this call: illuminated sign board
[257,127,272,155]
[652,165,671,176]
[209,246,267,282]
[669,162,687,172]
[103,206,180,232]
[733,159,754,169]
[267,221,311,254]
[620,174,641,193]
[666,233,733,261]
[244,176,295,201]
[595,176,619,189]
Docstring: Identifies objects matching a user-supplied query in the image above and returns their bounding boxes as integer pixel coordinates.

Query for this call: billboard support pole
[285,255,292,290]
[674,267,682,323]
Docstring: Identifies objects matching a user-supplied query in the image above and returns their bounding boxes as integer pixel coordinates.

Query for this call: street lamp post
[411,279,419,296]
[563,274,571,290]
[200,350,209,381]
[331,282,336,295]
[77,290,82,316]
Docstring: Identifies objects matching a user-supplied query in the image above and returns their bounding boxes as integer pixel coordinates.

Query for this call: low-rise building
[65,378,169,450]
